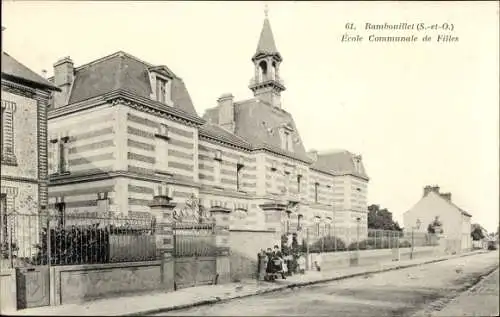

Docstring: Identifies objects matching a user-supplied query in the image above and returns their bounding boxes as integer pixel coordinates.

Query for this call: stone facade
[1,52,59,258]
[46,15,369,260]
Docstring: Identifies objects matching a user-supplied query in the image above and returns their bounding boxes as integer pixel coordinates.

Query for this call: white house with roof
[403,185,472,251]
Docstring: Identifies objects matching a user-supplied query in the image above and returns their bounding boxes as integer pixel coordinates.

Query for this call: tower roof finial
[264,3,269,18]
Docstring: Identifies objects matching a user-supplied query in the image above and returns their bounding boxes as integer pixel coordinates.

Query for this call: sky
[2,1,499,232]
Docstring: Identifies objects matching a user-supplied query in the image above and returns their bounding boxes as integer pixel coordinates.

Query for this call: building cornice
[1,79,37,98]
[48,96,108,119]
[49,170,201,188]
[252,146,313,165]
[309,167,370,181]
[199,133,252,152]
[1,175,41,184]
[104,89,205,127]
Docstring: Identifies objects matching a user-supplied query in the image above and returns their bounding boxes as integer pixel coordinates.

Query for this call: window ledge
[155,170,174,178]
[154,133,170,141]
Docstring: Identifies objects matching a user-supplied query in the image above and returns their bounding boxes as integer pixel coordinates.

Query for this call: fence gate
[173,222,216,289]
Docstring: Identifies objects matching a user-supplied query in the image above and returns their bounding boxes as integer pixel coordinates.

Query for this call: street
[151,251,499,317]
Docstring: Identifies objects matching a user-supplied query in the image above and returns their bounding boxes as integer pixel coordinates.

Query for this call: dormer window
[149,66,173,106]
[280,124,294,152]
[156,78,167,104]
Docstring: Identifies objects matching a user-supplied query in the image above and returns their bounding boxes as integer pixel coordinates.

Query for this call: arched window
[259,61,268,82]
[314,216,321,235]
[297,214,304,231]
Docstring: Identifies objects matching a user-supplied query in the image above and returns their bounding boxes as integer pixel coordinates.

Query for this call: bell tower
[249,6,286,108]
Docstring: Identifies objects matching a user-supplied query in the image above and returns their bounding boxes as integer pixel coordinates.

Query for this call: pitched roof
[312,150,369,180]
[425,191,472,217]
[67,51,198,116]
[203,99,312,163]
[254,17,280,59]
[1,52,59,91]
[199,123,252,150]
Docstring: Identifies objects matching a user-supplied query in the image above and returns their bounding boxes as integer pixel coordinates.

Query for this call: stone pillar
[149,195,177,290]
[260,201,287,235]
[211,207,231,284]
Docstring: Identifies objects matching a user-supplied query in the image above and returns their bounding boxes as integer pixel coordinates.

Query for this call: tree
[471,224,485,241]
[367,204,402,231]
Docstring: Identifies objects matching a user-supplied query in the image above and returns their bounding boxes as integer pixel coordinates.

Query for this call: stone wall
[229,229,280,281]
[308,246,441,271]
[50,261,164,305]
[0,268,16,314]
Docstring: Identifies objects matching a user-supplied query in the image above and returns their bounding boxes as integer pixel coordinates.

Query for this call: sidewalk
[431,267,499,317]
[9,250,487,316]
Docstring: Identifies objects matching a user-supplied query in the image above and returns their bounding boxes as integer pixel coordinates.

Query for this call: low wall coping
[0,268,15,276]
[50,260,162,273]
[230,229,276,233]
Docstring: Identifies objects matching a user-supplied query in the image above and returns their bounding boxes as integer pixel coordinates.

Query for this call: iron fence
[1,212,157,269]
[282,223,440,254]
[173,222,216,257]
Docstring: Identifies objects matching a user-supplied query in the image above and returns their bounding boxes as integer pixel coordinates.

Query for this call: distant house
[403,185,472,251]
[1,51,60,257]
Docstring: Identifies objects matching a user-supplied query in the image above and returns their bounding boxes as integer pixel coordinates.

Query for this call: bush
[309,236,346,253]
[399,240,412,248]
[347,237,401,251]
[30,223,153,265]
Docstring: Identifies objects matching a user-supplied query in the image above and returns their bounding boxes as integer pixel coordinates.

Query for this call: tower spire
[249,8,285,108]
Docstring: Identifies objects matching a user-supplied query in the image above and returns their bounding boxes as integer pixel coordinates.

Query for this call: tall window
[214,150,222,185]
[155,124,170,174]
[0,194,7,244]
[59,137,69,174]
[314,216,321,235]
[236,163,244,191]
[56,202,66,227]
[284,171,290,194]
[156,78,167,104]
[50,136,70,175]
[284,131,289,150]
[1,100,17,165]
[314,182,319,203]
[297,214,303,231]
[297,174,302,193]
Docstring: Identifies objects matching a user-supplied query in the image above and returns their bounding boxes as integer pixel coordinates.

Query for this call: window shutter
[49,138,59,174]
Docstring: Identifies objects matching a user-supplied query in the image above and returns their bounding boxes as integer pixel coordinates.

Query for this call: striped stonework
[309,169,336,205]
[198,141,256,194]
[48,179,116,215]
[126,109,196,181]
[48,106,116,176]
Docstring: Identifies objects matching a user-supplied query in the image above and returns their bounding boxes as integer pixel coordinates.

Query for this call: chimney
[423,185,440,197]
[218,93,235,133]
[308,149,318,162]
[440,192,452,201]
[41,69,47,78]
[53,56,74,108]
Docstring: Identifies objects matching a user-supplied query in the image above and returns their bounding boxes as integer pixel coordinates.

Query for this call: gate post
[150,195,177,291]
[210,207,231,284]
[259,201,287,244]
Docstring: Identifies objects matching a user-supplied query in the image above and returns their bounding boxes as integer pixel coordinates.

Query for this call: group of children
[261,244,306,280]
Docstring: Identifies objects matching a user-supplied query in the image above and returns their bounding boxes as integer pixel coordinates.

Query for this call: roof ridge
[2,52,59,90]
[74,50,153,73]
